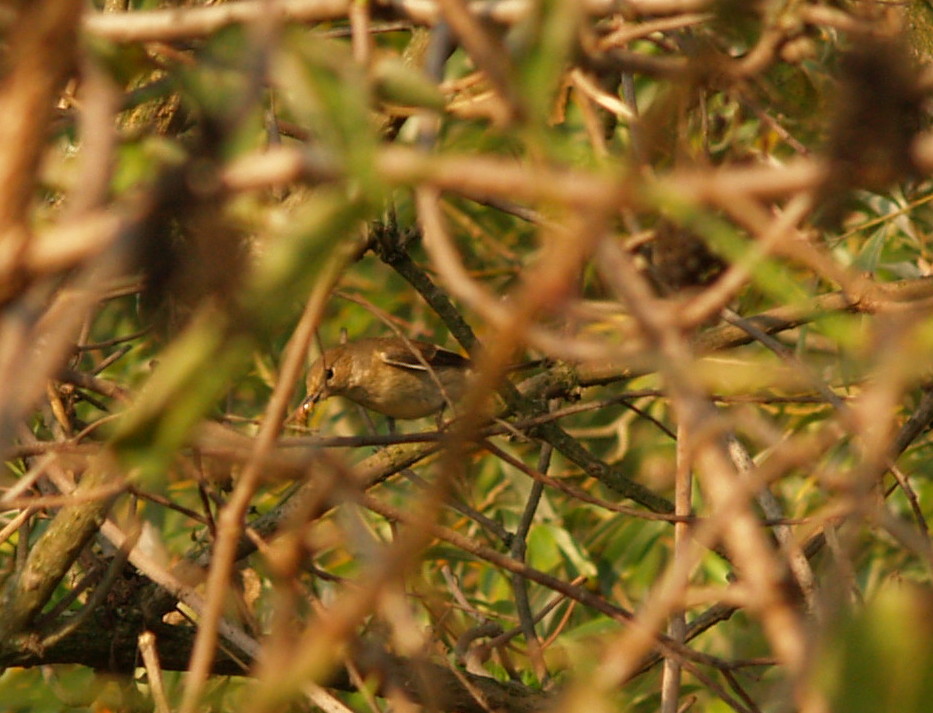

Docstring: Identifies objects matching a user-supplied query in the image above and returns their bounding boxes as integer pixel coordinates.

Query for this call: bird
[299,337,472,422]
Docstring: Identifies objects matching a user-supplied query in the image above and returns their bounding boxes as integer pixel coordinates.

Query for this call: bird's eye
[324,367,335,382]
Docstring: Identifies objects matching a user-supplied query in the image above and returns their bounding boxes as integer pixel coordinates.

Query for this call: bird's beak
[288,391,320,425]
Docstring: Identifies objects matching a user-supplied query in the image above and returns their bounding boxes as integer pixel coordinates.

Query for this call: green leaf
[817,585,933,713]
[372,57,445,111]
[528,522,597,577]
[854,225,888,272]
[274,30,381,191]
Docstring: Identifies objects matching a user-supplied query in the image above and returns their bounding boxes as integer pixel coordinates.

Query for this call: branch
[84,0,715,43]
[0,615,551,713]
[0,467,120,641]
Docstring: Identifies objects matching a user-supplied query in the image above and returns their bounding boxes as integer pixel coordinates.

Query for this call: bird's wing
[378,341,469,371]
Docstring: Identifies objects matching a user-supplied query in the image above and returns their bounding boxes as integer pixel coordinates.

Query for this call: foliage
[2,1,933,712]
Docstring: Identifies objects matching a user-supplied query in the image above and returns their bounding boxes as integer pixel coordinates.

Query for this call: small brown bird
[299,337,472,421]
